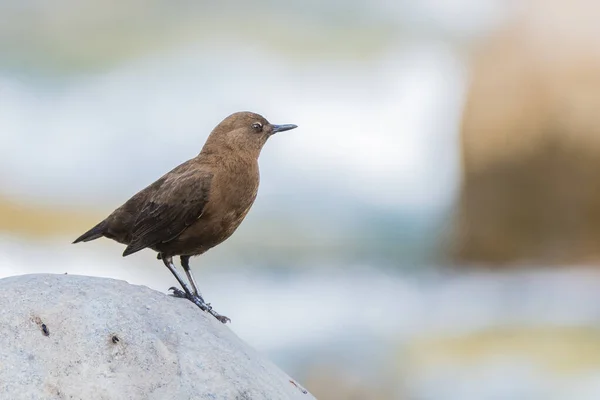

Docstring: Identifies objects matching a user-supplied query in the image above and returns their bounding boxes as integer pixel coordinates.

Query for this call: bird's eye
[252,122,263,131]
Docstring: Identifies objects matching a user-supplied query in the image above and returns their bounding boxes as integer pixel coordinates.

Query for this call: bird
[73,111,298,323]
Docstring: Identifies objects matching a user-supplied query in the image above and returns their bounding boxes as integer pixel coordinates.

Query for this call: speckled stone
[0,274,314,400]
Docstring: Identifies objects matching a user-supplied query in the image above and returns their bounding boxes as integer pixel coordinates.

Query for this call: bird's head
[202,111,297,158]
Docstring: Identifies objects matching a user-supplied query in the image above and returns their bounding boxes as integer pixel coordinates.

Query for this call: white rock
[0,274,314,400]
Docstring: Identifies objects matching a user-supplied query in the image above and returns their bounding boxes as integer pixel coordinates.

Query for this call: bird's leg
[162,255,194,298]
[162,254,230,324]
[180,255,203,299]
[180,255,230,324]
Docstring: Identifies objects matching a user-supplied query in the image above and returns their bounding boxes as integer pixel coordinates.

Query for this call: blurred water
[0,40,465,216]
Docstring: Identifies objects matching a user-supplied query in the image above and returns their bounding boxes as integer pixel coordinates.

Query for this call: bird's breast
[173,165,259,254]
[219,181,259,231]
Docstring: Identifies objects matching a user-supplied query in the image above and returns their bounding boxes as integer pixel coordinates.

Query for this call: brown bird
[73,111,297,323]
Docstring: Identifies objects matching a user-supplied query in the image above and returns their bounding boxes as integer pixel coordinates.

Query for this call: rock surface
[0,274,314,400]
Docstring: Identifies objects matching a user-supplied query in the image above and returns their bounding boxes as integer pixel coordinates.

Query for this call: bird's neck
[198,145,259,170]
[199,140,261,163]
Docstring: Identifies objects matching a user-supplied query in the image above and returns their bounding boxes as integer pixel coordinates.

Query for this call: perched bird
[73,111,298,323]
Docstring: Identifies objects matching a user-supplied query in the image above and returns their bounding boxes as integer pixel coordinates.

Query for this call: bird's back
[79,152,260,258]
[100,159,202,245]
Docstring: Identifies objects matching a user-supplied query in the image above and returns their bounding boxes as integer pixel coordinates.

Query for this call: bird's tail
[72,220,107,244]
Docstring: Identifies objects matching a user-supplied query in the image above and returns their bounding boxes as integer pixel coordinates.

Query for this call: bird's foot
[168,287,230,324]
[168,286,188,299]
[208,311,231,324]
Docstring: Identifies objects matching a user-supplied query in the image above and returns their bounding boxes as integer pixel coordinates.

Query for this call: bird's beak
[270,124,298,134]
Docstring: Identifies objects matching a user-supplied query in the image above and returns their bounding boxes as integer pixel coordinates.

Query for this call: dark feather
[72,220,107,244]
[122,169,213,256]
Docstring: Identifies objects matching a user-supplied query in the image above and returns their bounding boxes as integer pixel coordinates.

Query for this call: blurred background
[3,0,600,398]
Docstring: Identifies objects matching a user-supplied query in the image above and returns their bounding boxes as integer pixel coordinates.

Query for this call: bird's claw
[190,295,230,324]
[214,314,231,324]
[168,287,187,298]
[167,287,230,324]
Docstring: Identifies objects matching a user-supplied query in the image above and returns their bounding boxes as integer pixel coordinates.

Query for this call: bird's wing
[122,167,213,256]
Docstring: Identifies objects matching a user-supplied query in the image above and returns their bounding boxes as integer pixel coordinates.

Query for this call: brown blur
[454,0,600,265]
